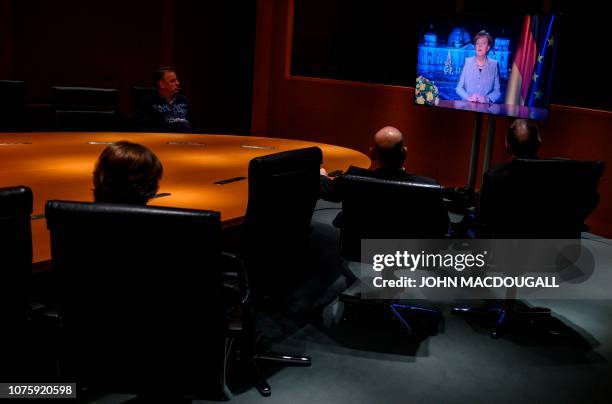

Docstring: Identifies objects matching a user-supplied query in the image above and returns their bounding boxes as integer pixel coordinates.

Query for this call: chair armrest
[221,252,250,336]
[221,251,250,304]
[225,303,245,334]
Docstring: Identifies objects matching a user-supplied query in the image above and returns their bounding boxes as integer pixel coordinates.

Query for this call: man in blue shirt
[137,67,194,133]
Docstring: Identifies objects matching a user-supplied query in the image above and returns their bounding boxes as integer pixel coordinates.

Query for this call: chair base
[235,329,311,397]
[452,300,551,338]
[339,294,441,335]
[247,353,311,397]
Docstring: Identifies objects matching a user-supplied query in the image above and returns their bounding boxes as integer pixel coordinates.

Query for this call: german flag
[505,15,557,107]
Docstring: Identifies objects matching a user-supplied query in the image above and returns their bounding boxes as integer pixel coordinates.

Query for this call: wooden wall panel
[4,0,255,132]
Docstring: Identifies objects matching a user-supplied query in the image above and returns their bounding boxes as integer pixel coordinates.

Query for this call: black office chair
[46,201,232,399]
[338,174,450,334]
[51,86,118,131]
[453,158,605,338]
[243,147,322,293]
[131,86,156,130]
[0,186,33,326]
[0,186,33,379]
[237,147,322,396]
[0,80,26,131]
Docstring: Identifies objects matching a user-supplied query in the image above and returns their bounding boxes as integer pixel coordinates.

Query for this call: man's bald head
[374,126,403,149]
[371,126,406,169]
[506,119,541,158]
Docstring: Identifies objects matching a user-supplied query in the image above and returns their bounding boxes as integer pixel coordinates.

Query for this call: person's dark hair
[474,30,493,47]
[153,66,175,87]
[375,140,406,169]
[506,119,541,158]
[93,141,163,204]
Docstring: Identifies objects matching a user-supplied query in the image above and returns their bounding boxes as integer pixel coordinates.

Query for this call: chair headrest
[249,147,323,177]
[131,86,156,94]
[0,186,33,215]
[513,158,604,174]
[508,158,604,190]
[51,86,118,94]
[343,173,442,193]
[0,80,24,87]
[51,86,118,109]
[46,200,219,232]
[0,81,25,105]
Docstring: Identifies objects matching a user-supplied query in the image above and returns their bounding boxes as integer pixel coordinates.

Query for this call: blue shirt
[456,57,501,103]
[137,92,193,133]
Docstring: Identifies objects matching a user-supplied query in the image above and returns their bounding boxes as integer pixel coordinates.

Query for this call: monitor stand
[466,112,496,190]
[443,112,496,214]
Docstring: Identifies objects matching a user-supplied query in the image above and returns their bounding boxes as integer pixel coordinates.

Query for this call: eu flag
[526,15,558,107]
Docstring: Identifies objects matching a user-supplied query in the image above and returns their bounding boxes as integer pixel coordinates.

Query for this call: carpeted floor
[41,200,612,404]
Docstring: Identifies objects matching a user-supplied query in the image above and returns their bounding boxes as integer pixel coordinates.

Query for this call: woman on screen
[456,30,501,103]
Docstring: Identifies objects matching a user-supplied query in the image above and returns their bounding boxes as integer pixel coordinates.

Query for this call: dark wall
[291,0,456,85]
[1,0,256,134]
[548,0,612,111]
[174,1,256,134]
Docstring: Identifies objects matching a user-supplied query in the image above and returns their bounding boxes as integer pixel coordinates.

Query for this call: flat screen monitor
[415,15,558,120]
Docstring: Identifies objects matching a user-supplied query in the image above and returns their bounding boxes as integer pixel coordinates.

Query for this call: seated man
[136,67,194,133]
[93,141,163,204]
[478,118,541,230]
[320,125,449,231]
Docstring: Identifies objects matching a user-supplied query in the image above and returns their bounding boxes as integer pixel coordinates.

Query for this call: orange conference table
[0,132,370,264]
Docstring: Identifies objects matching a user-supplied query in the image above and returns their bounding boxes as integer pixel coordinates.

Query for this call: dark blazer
[320,165,449,230]
[478,160,512,230]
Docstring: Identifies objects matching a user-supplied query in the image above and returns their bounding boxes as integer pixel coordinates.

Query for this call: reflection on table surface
[0,132,370,263]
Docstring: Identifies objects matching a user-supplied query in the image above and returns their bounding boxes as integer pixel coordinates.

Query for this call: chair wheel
[257,384,271,397]
[255,378,271,397]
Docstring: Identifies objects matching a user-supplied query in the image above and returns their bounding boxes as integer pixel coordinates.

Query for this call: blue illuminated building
[417,28,511,100]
